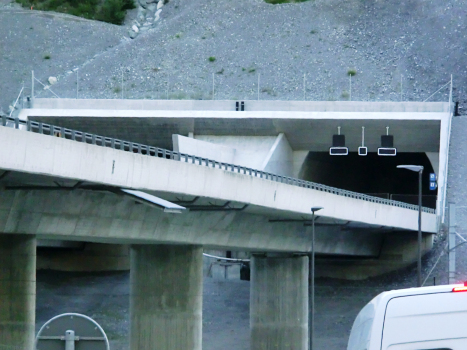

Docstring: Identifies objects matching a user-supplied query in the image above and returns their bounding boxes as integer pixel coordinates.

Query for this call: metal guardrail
[1,115,436,214]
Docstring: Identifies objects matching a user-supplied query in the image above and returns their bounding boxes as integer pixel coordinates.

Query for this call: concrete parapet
[250,254,308,350]
[30,98,450,113]
[130,244,203,350]
[0,234,36,350]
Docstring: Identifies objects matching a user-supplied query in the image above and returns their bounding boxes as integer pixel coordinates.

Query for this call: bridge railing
[1,115,436,214]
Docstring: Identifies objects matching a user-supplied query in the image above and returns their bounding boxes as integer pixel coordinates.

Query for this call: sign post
[35,313,109,350]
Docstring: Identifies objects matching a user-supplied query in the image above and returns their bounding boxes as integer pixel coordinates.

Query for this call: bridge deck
[0,117,437,239]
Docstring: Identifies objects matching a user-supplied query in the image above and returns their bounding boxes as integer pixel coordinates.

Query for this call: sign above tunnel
[378,134,397,156]
[329,130,349,155]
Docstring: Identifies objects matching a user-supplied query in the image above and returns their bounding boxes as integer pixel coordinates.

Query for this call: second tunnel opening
[299,152,437,208]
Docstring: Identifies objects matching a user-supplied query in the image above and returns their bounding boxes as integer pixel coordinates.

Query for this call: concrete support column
[250,254,308,350]
[130,244,203,350]
[0,234,36,350]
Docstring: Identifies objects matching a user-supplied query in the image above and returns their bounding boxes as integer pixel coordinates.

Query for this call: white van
[347,283,467,350]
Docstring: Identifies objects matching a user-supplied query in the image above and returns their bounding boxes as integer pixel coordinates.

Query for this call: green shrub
[15,0,133,25]
[208,56,216,62]
[121,0,135,10]
[96,0,126,25]
[44,54,51,59]
[347,69,357,76]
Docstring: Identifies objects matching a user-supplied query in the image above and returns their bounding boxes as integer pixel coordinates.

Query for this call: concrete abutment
[130,244,203,350]
[0,234,36,350]
[250,254,308,350]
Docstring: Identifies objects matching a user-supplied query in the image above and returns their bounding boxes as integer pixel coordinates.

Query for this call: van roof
[372,283,463,311]
[381,283,461,298]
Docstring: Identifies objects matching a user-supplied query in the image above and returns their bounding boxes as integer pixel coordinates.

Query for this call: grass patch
[261,87,277,96]
[169,91,188,100]
[208,56,216,62]
[16,0,135,25]
[265,0,309,3]
[113,86,121,93]
[347,69,357,76]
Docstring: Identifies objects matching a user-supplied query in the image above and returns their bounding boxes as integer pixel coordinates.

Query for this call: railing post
[14,118,19,129]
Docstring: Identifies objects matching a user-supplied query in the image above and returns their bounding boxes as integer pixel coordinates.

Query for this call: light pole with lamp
[309,206,323,350]
[397,165,424,287]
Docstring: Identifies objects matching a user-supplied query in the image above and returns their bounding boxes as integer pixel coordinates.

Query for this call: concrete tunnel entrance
[300,152,437,208]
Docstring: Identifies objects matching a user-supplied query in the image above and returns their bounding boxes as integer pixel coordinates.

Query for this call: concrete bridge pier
[0,234,36,350]
[130,244,203,350]
[250,254,308,350]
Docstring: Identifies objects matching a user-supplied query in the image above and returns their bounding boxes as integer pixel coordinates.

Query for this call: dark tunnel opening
[300,152,437,208]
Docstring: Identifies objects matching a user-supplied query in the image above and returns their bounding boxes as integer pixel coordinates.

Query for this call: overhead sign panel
[378,133,397,156]
[329,133,348,156]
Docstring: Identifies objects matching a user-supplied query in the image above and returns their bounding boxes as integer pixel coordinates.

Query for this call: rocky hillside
[1,0,466,111]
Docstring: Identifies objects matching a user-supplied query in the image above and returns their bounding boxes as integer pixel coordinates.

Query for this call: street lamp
[397,165,424,287]
[309,206,323,350]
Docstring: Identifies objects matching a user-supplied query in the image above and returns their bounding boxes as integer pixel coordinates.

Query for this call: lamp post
[309,206,323,350]
[397,165,424,287]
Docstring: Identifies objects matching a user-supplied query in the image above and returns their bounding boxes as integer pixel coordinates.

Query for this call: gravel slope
[2,0,466,109]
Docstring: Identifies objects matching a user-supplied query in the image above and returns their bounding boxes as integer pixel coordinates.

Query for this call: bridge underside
[1,169,394,256]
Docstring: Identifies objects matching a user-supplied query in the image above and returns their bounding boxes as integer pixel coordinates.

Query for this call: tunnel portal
[300,152,436,208]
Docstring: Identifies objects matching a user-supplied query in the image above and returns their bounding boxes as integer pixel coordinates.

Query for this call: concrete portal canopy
[24,99,447,152]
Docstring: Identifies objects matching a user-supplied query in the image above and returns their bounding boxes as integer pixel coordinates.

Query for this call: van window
[382,292,467,350]
[347,299,376,350]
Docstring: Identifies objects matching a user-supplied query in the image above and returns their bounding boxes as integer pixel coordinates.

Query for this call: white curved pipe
[203,253,249,262]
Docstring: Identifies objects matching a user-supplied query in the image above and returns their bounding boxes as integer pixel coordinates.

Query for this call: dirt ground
[36,270,371,350]
[35,234,458,350]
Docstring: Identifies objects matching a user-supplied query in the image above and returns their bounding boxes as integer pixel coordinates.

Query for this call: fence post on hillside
[76,69,79,99]
[449,203,456,284]
[31,70,35,107]
[257,73,260,101]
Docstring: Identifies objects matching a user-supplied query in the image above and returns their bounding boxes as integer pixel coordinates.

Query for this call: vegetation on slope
[15,0,135,24]
[264,0,309,4]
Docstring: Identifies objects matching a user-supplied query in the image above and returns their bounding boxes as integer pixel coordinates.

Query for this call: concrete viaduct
[0,98,451,350]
